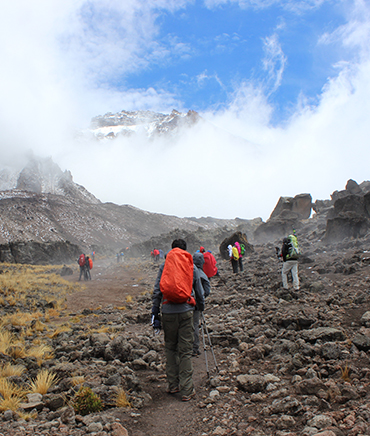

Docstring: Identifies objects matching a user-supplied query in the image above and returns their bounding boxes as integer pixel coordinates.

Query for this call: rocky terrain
[2,228,370,435]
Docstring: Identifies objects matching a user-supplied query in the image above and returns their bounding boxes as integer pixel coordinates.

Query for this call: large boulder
[324,191,370,242]
[331,179,363,201]
[219,231,253,260]
[269,194,312,220]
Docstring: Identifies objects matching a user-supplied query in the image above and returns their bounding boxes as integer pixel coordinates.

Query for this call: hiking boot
[166,386,180,394]
[182,389,195,402]
[192,350,201,357]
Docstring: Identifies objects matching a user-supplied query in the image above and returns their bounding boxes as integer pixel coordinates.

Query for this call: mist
[1,0,370,220]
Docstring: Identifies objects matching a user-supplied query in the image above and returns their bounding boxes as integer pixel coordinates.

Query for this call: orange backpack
[88,258,93,269]
[160,247,195,305]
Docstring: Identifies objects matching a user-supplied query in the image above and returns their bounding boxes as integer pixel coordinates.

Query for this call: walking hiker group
[78,253,93,281]
[228,241,245,273]
[150,232,300,402]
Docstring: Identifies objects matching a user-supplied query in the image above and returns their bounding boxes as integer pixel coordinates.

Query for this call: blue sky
[1,0,370,220]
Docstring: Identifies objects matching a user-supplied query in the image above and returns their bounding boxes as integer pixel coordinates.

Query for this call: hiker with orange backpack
[151,239,205,402]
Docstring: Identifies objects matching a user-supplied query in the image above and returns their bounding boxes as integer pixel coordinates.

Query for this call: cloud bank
[1,0,370,220]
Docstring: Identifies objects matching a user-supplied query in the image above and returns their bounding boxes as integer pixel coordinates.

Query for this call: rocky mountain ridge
[89,109,200,139]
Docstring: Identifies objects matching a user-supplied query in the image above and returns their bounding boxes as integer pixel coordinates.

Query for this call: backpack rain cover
[160,247,194,304]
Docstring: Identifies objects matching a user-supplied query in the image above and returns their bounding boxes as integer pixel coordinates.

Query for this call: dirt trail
[64,258,217,436]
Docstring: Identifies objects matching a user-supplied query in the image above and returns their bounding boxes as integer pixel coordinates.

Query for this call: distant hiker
[192,252,210,357]
[151,239,205,402]
[116,253,120,263]
[153,249,160,262]
[159,249,164,259]
[78,254,86,281]
[85,256,92,280]
[91,251,95,261]
[200,247,219,278]
[234,242,244,272]
[228,244,239,273]
[120,252,124,262]
[279,232,300,291]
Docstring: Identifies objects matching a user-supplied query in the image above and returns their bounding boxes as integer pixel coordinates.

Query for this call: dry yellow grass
[29,369,58,395]
[26,344,54,365]
[114,388,132,408]
[0,363,25,378]
[340,364,351,382]
[0,378,27,412]
[47,325,71,338]
[0,264,79,318]
[71,376,85,386]
[126,295,133,303]
[0,329,14,354]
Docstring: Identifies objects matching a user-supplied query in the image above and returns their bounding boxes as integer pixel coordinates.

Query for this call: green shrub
[71,386,103,416]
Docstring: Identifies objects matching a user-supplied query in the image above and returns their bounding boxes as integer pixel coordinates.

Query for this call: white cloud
[261,33,287,95]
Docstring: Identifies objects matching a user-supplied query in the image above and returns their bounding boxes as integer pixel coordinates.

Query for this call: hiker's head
[172,239,187,250]
[193,252,205,269]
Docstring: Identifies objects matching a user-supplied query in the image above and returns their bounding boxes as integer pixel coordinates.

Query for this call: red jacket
[203,252,218,278]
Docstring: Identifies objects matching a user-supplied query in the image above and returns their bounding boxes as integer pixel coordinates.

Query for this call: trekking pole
[201,313,219,373]
[200,316,210,379]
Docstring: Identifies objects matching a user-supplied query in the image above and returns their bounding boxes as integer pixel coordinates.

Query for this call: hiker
[279,233,300,290]
[234,242,244,272]
[153,248,160,262]
[78,254,86,281]
[199,247,219,278]
[192,252,211,357]
[85,256,92,280]
[228,244,239,273]
[151,239,205,402]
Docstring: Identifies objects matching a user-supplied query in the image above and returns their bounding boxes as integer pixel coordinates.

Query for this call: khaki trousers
[162,311,194,396]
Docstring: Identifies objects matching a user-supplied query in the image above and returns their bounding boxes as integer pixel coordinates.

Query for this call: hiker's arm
[202,276,211,298]
[193,266,205,311]
[152,263,164,311]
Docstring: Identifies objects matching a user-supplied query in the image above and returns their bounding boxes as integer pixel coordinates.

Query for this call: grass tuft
[29,369,58,395]
[114,388,132,408]
[0,363,26,378]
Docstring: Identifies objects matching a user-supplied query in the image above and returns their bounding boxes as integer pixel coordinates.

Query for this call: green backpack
[286,234,301,260]
[240,244,246,256]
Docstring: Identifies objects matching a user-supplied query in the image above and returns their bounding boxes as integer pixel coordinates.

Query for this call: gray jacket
[152,261,205,314]
[193,252,211,299]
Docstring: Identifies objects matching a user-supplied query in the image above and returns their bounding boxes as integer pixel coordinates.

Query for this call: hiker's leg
[282,262,291,289]
[231,259,238,273]
[178,311,194,396]
[292,261,300,290]
[239,257,243,272]
[192,310,200,354]
[162,313,180,390]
